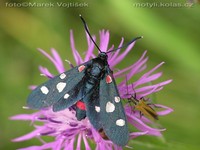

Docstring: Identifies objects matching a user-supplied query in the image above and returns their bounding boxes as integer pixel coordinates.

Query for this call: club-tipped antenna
[106,36,143,54]
[79,14,102,53]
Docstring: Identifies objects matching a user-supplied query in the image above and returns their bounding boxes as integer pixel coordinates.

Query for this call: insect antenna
[79,14,102,53]
[125,76,136,109]
[80,14,143,55]
[106,36,143,54]
[131,82,137,100]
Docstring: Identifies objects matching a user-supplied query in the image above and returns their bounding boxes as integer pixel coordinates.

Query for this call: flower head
[11,30,173,150]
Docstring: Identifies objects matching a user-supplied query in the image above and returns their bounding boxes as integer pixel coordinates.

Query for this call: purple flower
[11,30,173,150]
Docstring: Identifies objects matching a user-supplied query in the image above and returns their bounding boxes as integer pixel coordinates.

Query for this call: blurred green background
[0,0,200,149]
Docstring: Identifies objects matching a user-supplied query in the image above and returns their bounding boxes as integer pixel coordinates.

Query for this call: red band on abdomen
[76,101,86,110]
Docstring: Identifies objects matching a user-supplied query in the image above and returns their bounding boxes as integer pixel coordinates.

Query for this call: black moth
[27,15,142,146]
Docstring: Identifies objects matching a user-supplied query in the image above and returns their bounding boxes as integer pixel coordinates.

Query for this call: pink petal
[110,42,136,68]
[54,138,64,150]
[129,131,148,139]
[109,38,124,64]
[155,104,174,115]
[29,85,37,90]
[10,114,35,121]
[126,108,165,136]
[70,30,83,65]
[84,36,96,62]
[37,48,63,73]
[83,133,91,150]
[91,128,101,143]
[18,141,63,150]
[12,127,44,142]
[64,137,75,150]
[76,133,82,150]
[18,146,44,150]
[118,57,148,87]
[135,72,163,86]
[51,48,63,67]
[85,29,92,46]
[39,66,54,78]
[114,63,140,78]
[142,62,165,78]
[136,80,172,93]
[106,45,115,59]
[99,30,110,52]
[51,48,65,73]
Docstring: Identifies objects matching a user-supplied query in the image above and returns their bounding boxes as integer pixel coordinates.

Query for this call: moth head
[98,52,108,60]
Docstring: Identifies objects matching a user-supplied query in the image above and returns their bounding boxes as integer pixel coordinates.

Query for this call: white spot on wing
[116,119,125,126]
[64,93,70,99]
[56,82,66,93]
[95,106,100,112]
[115,96,120,103]
[106,102,115,113]
[40,86,49,94]
[60,73,66,79]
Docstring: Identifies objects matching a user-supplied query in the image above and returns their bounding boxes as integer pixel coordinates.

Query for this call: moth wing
[99,67,129,146]
[52,78,87,112]
[83,86,102,130]
[27,62,90,109]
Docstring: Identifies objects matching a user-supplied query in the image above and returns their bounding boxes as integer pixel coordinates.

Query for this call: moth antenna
[106,36,143,54]
[79,14,102,53]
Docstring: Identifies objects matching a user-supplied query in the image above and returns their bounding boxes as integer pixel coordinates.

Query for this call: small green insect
[129,97,158,121]
[125,81,158,120]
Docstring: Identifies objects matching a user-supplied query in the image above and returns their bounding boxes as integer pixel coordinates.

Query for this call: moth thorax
[89,64,103,78]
